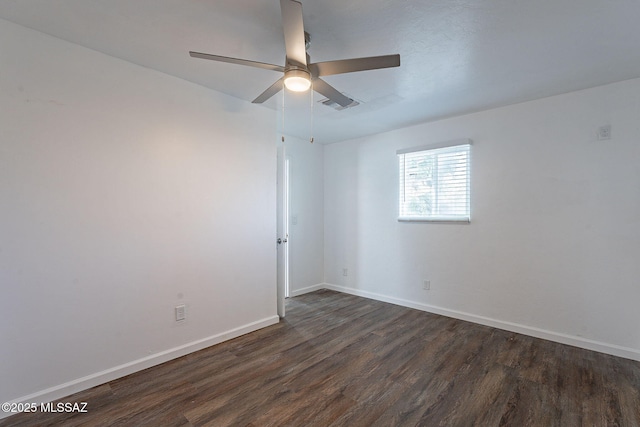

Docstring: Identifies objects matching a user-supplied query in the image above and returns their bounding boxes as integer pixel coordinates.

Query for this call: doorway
[276,146,290,317]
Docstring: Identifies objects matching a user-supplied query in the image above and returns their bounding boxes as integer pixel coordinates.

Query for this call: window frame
[397,139,472,223]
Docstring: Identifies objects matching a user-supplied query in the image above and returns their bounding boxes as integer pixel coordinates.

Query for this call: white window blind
[398,140,471,222]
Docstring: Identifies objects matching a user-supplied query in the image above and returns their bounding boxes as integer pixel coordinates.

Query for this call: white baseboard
[289,283,327,297]
[1,315,279,420]
[322,284,640,362]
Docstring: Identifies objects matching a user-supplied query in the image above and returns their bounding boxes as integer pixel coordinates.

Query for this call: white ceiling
[2,0,640,144]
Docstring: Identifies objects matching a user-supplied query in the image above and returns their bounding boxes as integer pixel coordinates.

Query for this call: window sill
[398,216,470,224]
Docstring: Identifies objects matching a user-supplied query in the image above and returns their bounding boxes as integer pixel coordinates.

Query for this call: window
[398,139,471,222]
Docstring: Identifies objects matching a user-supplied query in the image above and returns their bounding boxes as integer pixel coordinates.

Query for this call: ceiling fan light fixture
[284,69,311,92]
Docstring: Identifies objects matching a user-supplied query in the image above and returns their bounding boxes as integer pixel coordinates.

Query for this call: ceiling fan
[189,0,400,108]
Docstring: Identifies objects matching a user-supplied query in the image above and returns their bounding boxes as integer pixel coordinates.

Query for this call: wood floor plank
[2,289,639,426]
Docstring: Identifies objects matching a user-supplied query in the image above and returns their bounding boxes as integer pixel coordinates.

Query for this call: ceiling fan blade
[312,78,353,108]
[280,0,307,67]
[189,51,285,72]
[252,77,284,104]
[309,54,400,77]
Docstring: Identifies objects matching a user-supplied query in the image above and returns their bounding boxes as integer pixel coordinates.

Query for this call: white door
[276,146,289,318]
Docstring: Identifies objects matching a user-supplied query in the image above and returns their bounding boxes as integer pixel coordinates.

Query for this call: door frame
[276,146,290,317]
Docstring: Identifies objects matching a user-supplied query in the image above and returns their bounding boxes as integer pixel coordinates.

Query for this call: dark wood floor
[3,290,640,426]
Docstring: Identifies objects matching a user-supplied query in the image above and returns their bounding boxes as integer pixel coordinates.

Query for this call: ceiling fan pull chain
[281,85,286,142]
[310,81,314,143]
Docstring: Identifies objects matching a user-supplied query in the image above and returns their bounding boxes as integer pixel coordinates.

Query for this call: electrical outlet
[175,305,186,321]
[343,268,348,276]
[423,280,430,290]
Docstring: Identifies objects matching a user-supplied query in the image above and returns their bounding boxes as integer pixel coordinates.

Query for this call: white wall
[0,18,277,407]
[282,136,325,295]
[324,78,640,360]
